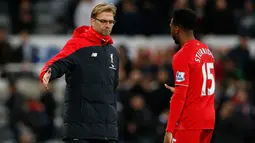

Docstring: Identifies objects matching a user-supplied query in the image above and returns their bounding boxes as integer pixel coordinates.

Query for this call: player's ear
[175,26,180,34]
[90,18,95,26]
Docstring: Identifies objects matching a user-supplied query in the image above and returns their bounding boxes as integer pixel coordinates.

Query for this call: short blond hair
[91,3,117,18]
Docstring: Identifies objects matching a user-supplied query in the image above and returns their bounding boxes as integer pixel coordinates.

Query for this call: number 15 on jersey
[201,62,215,96]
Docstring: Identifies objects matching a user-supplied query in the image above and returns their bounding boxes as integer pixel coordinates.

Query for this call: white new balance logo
[91,52,97,57]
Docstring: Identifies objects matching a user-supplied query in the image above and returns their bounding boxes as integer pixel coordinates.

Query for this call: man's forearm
[166,86,188,133]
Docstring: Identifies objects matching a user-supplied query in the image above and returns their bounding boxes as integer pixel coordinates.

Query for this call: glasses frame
[93,17,116,25]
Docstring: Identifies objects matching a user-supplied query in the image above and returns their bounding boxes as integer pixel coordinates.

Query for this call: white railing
[8,35,255,59]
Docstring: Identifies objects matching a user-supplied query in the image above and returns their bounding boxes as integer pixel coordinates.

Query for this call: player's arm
[39,40,78,83]
[165,57,190,133]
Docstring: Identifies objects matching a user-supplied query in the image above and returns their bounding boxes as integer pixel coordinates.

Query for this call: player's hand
[163,132,174,143]
[219,101,234,119]
[42,68,51,89]
[164,84,175,92]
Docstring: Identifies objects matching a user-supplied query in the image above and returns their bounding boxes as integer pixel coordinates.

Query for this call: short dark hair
[172,8,197,30]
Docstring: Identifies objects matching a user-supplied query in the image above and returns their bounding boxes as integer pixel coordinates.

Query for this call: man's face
[91,12,115,36]
[170,18,180,45]
[0,29,7,41]
[240,36,248,48]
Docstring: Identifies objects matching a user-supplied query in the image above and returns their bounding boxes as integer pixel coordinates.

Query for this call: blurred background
[0,0,255,143]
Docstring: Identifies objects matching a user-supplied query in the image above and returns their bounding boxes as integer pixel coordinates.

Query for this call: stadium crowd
[0,0,255,143]
[0,0,254,36]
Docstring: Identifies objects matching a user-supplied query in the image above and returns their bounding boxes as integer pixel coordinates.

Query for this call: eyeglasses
[93,17,116,25]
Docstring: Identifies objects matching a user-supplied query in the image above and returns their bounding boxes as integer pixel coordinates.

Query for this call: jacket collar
[72,26,113,45]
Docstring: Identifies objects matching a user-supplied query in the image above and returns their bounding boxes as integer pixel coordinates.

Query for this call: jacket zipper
[102,43,108,126]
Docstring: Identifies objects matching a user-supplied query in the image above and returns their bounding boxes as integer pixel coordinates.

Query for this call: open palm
[43,68,52,89]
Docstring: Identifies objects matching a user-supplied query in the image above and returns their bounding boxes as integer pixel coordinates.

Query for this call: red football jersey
[172,39,215,130]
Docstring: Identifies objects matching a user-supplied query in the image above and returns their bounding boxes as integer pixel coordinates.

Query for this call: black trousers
[64,139,117,143]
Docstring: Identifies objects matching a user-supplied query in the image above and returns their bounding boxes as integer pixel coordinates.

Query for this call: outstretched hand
[43,68,52,89]
[164,84,175,93]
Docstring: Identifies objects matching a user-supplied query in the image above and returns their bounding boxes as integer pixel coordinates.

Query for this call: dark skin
[170,18,195,46]
[163,18,196,143]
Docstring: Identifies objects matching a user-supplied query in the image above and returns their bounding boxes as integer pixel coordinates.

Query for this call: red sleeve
[166,86,188,133]
[172,55,190,87]
[39,40,78,83]
[165,55,190,133]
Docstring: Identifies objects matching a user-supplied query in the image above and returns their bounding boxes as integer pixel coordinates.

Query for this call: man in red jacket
[40,3,119,143]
